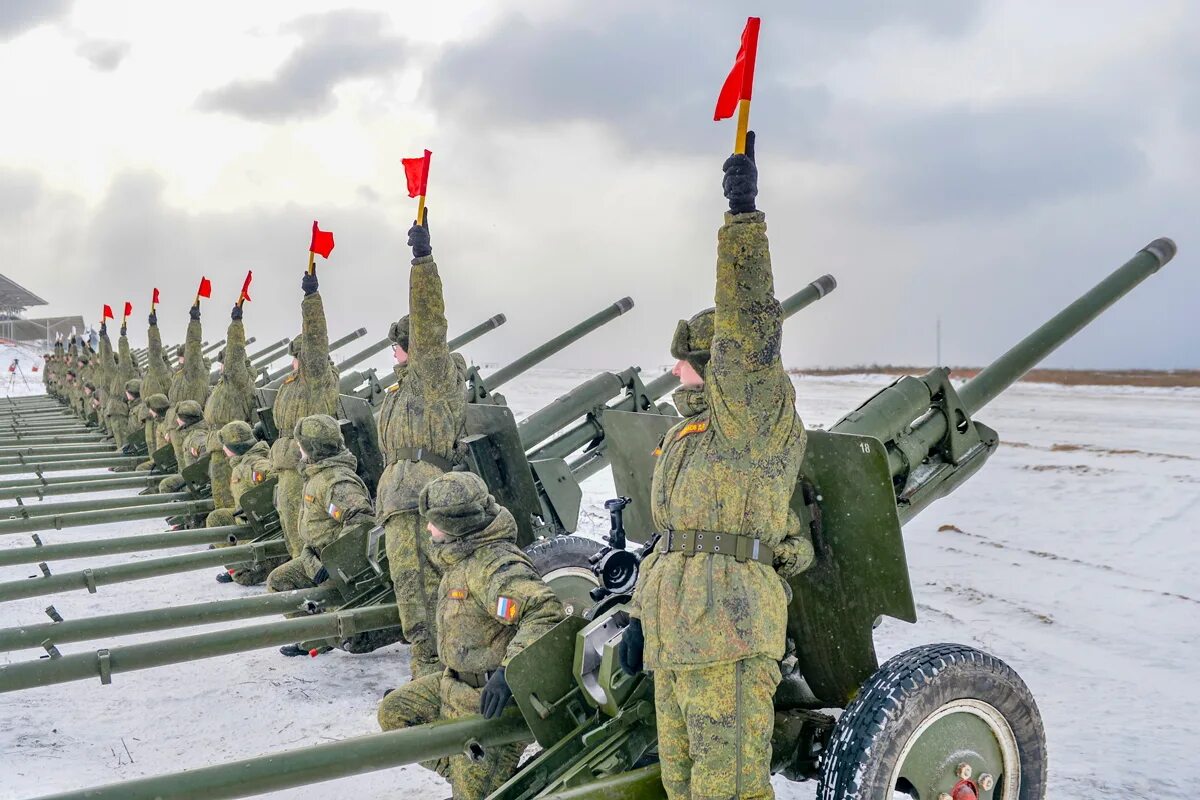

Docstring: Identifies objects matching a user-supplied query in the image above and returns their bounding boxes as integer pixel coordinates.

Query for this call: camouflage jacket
[104,333,139,420]
[297,448,374,574]
[204,318,256,429]
[95,331,114,408]
[376,257,468,519]
[229,440,274,510]
[169,418,210,471]
[142,323,172,399]
[168,318,209,408]
[270,292,339,473]
[433,508,565,673]
[632,210,811,670]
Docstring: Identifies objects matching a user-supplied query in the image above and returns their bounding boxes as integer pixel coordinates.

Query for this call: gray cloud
[862,103,1150,221]
[197,10,408,122]
[424,1,982,154]
[75,38,130,71]
[0,0,71,40]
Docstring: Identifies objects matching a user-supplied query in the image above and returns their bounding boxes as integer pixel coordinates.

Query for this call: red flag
[310,221,335,259]
[123,302,133,319]
[239,270,253,303]
[401,150,432,198]
[152,288,161,306]
[197,277,212,299]
[713,17,761,121]
[102,305,114,320]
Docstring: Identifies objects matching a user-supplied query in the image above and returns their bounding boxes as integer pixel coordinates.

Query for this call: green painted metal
[346,312,507,394]
[245,336,290,363]
[536,765,665,800]
[0,471,157,493]
[895,709,1007,798]
[0,604,399,693]
[29,711,530,800]
[0,491,194,520]
[0,443,116,458]
[518,369,639,450]
[0,524,249,567]
[0,536,284,602]
[0,454,139,476]
[200,338,226,357]
[0,433,106,446]
[261,327,369,388]
[0,450,128,468]
[0,584,337,652]
[0,498,213,537]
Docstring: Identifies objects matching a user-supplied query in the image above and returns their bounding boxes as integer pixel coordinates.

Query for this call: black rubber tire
[816,643,1047,800]
[524,535,603,574]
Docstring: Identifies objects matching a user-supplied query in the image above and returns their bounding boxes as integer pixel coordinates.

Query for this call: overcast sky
[2,0,1196,377]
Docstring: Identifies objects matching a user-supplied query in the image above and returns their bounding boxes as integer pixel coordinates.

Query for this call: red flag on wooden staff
[402,149,432,224]
[713,16,760,154]
[196,276,212,300]
[310,221,335,259]
[239,270,253,304]
[123,302,133,320]
[102,305,114,321]
[151,288,161,307]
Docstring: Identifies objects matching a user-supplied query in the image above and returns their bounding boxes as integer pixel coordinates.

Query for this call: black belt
[447,668,494,689]
[393,447,453,472]
[660,529,775,565]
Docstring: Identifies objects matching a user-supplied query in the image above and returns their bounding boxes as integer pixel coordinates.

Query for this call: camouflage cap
[293,414,343,461]
[288,338,302,358]
[83,381,96,392]
[388,316,410,350]
[146,393,170,412]
[124,378,142,397]
[418,472,501,539]
[175,399,204,424]
[670,308,715,375]
[215,348,226,364]
[220,420,256,454]
[175,345,185,359]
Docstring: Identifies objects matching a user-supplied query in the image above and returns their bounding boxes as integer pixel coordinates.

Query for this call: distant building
[0,274,82,346]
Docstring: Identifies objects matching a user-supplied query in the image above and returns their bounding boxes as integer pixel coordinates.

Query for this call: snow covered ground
[0,366,1197,799]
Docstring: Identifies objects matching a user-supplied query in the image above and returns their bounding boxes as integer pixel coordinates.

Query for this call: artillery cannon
[258,327,370,388]
[9,238,1176,800]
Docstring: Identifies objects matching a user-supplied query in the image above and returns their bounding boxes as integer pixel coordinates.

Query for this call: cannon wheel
[525,535,602,618]
[817,643,1046,800]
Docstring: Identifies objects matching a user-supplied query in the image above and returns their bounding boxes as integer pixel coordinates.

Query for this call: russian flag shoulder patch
[495,596,519,621]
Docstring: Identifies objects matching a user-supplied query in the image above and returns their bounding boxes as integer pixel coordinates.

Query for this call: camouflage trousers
[158,474,186,494]
[208,447,233,510]
[266,556,319,594]
[205,507,283,586]
[107,415,128,449]
[276,468,304,559]
[654,656,782,800]
[377,672,525,800]
[385,510,443,680]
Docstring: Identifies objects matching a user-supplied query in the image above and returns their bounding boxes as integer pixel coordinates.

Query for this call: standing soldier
[376,211,469,679]
[377,472,565,800]
[269,268,339,567]
[123,379,143,451]
[204,300,257,522]
[209,420,282,586]
[265,414,373,599]
[619,132,814,800]
[167,302,210,425]
[142,307,173,454]
[104,318,140,449]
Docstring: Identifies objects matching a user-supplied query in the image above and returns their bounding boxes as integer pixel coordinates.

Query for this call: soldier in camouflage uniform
[204,302,258,518]
[104,320,140,449]
[619,133,814,800]
[270,270,340,563]
[207,420,283,586]
[376,212,470,679]
[266,414,374,602]
[167,303,210,430]
[158,399,210,494]
[377,472,565,800]
[119,378,144,461]
[135,393,172,477]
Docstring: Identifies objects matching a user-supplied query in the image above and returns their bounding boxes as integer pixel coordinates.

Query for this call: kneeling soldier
[377,472,565,800]
[209,420,284,586]
[157,399,209,495]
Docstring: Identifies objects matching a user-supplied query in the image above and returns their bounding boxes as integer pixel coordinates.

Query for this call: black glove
[252,420,268,441]
[148,310,157,326]
[301,271,319,295]
[313,566,329,584]
[722,130,758,215]
[479,667,512,719]
[119,324,127,337]
[99,322,107,336]
[408,210,432,260]
[617,617,644,676]
[189,304,201,321]
[231,304,243,321]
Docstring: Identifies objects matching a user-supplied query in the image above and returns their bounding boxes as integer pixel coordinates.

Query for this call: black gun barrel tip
[614,296,635,313]
[491,314,508,326]
[813,274,837,296]
[1143,237,1177,268]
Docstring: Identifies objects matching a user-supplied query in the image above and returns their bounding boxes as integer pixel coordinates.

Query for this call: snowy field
[0,365,1197,800]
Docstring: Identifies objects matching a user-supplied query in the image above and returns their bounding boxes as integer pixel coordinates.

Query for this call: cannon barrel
[0,451,138,471]
[0,603,397,693]
[0,498,214,538]
[0,432,106,446]
[517,368,641,450]
[0,474,160,501]
[249,340,293,370]
[0,454,140,476]
[0,442,118,458]
[0,491,195,520]
[199,339,225,357]
[0,583,336,652]
[480,297,635,394]
[262,327,369,388]
[354,312,508,394]
[0,524,250,567]
[245,337,290,363]
[0,534,282,603]
[528,275,838,463]
[28,711,529,800]
[0,471,158,494]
